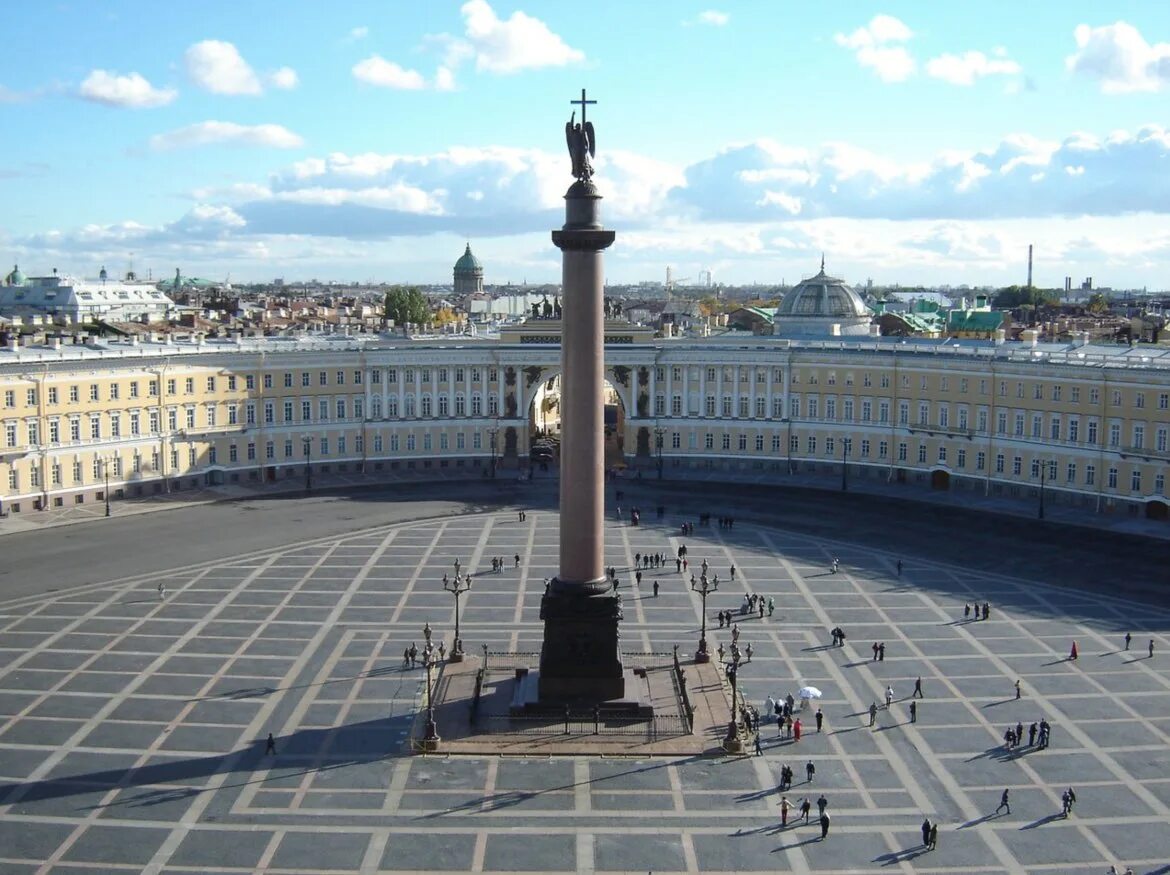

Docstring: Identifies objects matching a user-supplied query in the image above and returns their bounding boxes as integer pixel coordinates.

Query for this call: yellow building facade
[2,334,1168,521]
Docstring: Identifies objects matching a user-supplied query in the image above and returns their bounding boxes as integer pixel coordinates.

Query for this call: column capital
[552,229,616,252]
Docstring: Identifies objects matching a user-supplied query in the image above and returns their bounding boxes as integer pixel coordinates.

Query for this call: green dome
[5,264,26,286]
[454,243,482,275]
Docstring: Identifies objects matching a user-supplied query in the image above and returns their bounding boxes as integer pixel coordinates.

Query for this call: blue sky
[2,1,1169,288]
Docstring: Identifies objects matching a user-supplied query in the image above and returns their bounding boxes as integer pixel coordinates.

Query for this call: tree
[384,286,430,325]
[1086,293,1109,314]
[993,285,1059,309]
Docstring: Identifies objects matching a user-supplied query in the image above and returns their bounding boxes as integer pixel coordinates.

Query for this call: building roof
[947,310,1003,333]
[4,264,26,286]
[454,243,483,275]
[776,262,870,319]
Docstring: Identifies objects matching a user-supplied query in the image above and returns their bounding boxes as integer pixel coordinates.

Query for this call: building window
[1067,463,1076,484]
[736,434,745,450]
[1085,464,1095,486]
[1156,473,1165,494]
[229,444,238,462]
[247,442,256,461]
[957,448,966,468]
[319,371,328,386]
[1108,467,1118,489]
[898,442,907,461]
[917,444,927,463]
[790,434,799,452]
[808,436,817,454]
[705,433,714,450]
[1013,456,1022,476]
[754,434,764,451]
[266,441,275,460]
[673,432,682,450]
[995,453,1005,473]
[826,437,835,455]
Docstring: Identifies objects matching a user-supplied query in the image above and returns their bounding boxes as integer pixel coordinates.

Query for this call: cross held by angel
[565,89,597,181]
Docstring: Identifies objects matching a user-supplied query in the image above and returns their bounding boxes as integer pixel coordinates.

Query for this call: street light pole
[690,573,718,663]
[841,438,850,492]
[422,648,441,751]
[654,425,665,480]
[1038,457,1047,519]
[104,457,111,517]
[722,651,744,753]
[487,427,497,479]
[443,571,472,662]
[303,437,312,492]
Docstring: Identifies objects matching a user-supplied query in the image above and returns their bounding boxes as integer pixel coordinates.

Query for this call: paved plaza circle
[1,508,1169,874]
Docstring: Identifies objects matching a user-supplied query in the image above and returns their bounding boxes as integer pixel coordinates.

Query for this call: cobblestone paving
[1,511,1168,873]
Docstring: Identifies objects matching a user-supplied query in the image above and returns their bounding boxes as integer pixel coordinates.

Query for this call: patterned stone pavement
[1,510,1168,874]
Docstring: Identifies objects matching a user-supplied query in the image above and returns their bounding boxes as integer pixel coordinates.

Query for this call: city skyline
[2,1,1169,288]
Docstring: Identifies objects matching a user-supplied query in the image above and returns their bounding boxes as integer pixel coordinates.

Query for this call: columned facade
[2,336,1169,521]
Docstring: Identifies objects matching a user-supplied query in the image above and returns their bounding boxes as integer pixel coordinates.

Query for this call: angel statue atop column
[565,111,595,181]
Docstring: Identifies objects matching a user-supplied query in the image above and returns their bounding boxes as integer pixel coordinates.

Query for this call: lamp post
[722,650,745,753]
[654,425,666,480]
[302,436,312,492]
[690,573,718,663]
[1038,457,1049,519]
[487,427,498,479]
[841,438,850,492]
[103,457,111,517]
[443,571,472,662]
[421,647,441,751]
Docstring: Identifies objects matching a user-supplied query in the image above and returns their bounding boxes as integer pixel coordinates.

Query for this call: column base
[537,582,625,703]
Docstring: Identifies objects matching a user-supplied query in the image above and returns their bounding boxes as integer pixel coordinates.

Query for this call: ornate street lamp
[302,436,313,492]
[722,650,745,753]
[443,570,472,662]
[103,456,112,517]
[421,646,441,751]
[690,573,718,663]
[487,427,498,479]
[654,425,666,480]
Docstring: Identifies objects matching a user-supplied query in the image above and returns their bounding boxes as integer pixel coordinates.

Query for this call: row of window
[1,367,506,410]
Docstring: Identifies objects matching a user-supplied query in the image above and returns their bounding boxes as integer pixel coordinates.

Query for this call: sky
[2,1,1170,289]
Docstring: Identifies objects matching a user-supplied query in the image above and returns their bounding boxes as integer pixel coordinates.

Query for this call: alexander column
[538,90,625,703]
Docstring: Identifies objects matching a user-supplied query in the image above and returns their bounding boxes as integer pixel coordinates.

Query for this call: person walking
[1150,639,1156,658]
[816,793,828,817]
[767,596,775,617]
[1015,679,1022,700]
[819,811,831,840]
[409,643,418,667]
[921,817,932,848]
[1015,721,1023,747]
[909,700,917,723]
[872,642,879,661]
[793,718,802,742]
[800,797,811,823]
[265,733,276,755]
[754,732,763,756]
[869,701,878,727]
[995,788,1011,815]
[652,579,659,597]
[929,823,938,850]
[1065,786,1076,814]
[1124,632,1132,651]
[157,581,166,600]
[878,642,886,661]
[806,760,815,783]
[815,708,824,732]
[514,553,521,569]
[913,676,923,698]
[780,795,791,826]
[1028,722,1038,746]
[885,685,895,708]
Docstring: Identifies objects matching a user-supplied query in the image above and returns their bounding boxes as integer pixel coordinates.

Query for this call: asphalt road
[1,478,1165,605]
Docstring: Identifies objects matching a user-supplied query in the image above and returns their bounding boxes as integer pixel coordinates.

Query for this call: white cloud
[926,50,1022,85]
[268,67,299,90]
[348,26,369,41]
[435,66,456,91]
[834,15,916,82]
[453,0,584,74]
[78,70,177,108]
[184,40,262,95]
[352,55,427,90]
[692,10,730,27]
[150,121,304,151]
[1067,21,1170,93]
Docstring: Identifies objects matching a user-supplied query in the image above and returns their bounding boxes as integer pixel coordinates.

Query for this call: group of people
[1004,718,1053,749]
[633,551,667,569]
[963,601,992,620]
[920,817,939,850]
[487,556,516,573]
[829,626,848,646]
[778,793,832,838]
[740,592,774,617]
[870,641,887,661]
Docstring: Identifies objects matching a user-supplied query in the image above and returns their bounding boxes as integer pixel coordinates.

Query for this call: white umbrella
[798,686,823,699]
